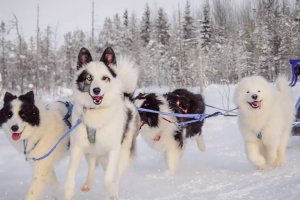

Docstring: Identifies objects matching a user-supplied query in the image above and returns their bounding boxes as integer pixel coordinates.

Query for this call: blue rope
[205,104,238,113]
[30,118,82,161]
[137,107,205,119]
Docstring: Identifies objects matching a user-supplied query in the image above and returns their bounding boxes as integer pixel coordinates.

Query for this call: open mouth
[92,95,104,105]
[12,131,23,141]
[248,100,262,109]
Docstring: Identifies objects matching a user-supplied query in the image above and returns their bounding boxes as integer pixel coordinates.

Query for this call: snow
[1,84,300,200]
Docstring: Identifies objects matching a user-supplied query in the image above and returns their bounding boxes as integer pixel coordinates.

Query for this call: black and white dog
[134,89,206,173]
[0,91,69,200]
[64,48,140,200]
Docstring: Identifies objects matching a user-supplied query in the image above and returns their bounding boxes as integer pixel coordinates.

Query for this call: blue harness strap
[30,118,82,161]
[289,59,300,87]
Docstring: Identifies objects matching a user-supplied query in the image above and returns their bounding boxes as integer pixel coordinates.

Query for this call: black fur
[103,63,117,78]
[0,91,40,127]
[0,92,15,126]
[76,70,92,93]
[121,108,133,144]
[134,93,162,128]
[18,91,40,126]
[135,89,205,148]
[166,89,205,138]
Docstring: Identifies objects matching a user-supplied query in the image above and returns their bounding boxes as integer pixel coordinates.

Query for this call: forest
[0,0,300,96]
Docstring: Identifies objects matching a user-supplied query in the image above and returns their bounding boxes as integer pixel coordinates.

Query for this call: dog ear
[77,47,93,70]
[3,92,17,104]
[19,91,35,104]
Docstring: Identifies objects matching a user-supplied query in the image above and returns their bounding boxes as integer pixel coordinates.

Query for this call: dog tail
[276,75,291,94]
[117,56,139,95]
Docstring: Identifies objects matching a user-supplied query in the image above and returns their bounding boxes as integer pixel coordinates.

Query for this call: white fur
[116,56,139,94]
[135,95,205,173]
[234,75,295,170]
[1,100,69,200]
[65,61,139,200]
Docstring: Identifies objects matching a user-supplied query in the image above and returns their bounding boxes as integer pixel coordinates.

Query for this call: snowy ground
[1,84,300,200]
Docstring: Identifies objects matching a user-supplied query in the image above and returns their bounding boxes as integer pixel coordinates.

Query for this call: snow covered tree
[140,4,151,46]
[0,21,9,90]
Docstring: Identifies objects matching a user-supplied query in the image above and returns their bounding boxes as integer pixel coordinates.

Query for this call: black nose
[11,125,19,132]
[93,87,101,95]
[252,94,258,100]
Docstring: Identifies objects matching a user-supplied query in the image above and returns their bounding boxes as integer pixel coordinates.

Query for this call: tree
[140,4,151,46]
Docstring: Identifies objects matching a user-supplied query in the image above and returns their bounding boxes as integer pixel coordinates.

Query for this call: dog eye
[258,90,261,92]
[246,91,250,93]
[102,76,110,82]
[19,111,25,119]
[86,74,93,83]
[7,111,13,119]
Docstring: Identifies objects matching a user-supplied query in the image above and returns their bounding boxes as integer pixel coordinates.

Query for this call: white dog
[64,48,139,200]
[0,91,70,200]
[234,75,295,170]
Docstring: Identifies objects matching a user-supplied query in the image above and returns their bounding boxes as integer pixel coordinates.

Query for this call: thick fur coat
[134,89,206,173]
[234,76,295,170]
[64,48,139,200]
[0,91,69,200]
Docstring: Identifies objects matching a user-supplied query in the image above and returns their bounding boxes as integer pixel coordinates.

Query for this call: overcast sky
[0,0,202,43]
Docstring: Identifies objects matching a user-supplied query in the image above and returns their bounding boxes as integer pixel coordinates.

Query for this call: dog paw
[256,164,267,171]
[81,184,91,192]
[273,157,285,167]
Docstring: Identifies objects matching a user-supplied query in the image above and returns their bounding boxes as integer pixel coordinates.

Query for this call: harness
[23,139,41,161]
[58,101,73,129]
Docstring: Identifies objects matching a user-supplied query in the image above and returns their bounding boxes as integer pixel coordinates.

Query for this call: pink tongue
[93,96,102,101]
[252,101,261,108]
[12,133,21,141]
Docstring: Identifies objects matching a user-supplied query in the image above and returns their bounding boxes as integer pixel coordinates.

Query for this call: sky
[0,0,202,43]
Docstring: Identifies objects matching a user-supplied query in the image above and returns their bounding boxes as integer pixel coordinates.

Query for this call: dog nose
[93,87,101,95]
[11,125,19,132]
[252,94,258,100]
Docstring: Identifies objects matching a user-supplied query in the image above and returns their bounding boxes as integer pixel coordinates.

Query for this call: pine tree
[0,21,9,89]
[123,9,129,27]
[200,0,212,52]
[155,8,170,46]
[140,4,151,46]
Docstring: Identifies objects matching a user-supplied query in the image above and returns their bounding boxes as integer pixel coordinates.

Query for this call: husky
[64,48,139,200]
[133,89,206,173]
[0,91,70,200]
[234,76,295,170]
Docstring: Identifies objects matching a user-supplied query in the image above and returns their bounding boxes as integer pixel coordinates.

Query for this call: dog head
[0,91,40,142]
[234,76,274,111]
[166,89,205,115]
[133,93,163,127]
[74,48,121,108]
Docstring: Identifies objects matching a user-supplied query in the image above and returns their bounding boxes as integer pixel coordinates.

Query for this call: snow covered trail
[0,85,300,200]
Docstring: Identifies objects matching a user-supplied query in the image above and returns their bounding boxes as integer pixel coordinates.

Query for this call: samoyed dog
[134,89,206,173]
[64,48,139,200]
[0,91,70,200]
[234,75,295,170]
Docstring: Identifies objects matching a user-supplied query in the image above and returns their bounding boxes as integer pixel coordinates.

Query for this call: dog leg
[104,150,120,200]
[274,131,290,167]
[166,146,182,173]
[64,146,84,200]
[246,141,266,170]
[81,154,97,192]
[49,170,62,200]
[25,167,52,200]
[196,134,206,152]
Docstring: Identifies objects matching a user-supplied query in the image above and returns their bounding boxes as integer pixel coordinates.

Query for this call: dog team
[0,47,296,200]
